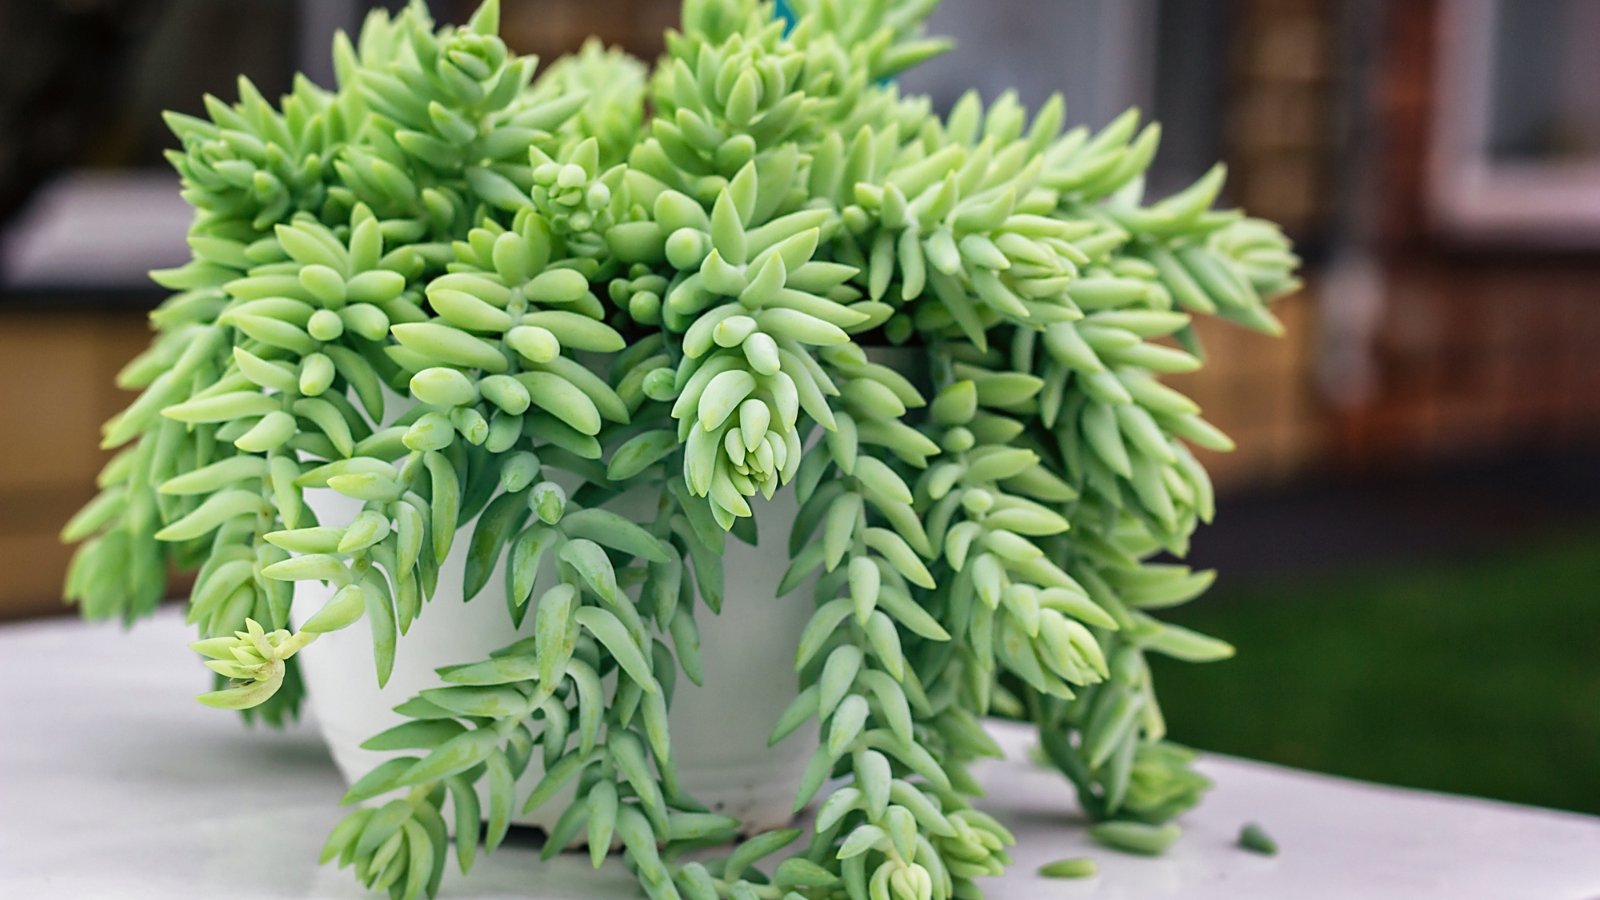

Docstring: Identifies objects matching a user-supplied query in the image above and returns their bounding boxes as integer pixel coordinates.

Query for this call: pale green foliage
[190,618,314,708]
[62,0,1299,897]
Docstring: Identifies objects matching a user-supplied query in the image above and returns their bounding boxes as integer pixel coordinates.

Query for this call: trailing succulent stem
[63,0,1298,898]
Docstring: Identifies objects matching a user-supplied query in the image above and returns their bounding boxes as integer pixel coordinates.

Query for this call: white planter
[291,477,818,833]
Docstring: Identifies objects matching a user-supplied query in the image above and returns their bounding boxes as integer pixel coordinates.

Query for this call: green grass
[1149,531,1600,815]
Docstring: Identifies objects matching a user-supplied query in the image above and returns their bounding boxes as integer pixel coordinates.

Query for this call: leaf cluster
[60,1,1299,898]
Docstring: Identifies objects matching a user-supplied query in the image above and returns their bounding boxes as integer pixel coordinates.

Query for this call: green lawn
[1149,530,1600,816]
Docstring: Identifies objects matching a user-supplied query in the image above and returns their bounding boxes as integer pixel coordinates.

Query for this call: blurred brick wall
[1172,289,1326,492]
[1224,0,1338,239]
[1338,262,1600,466]
[470,0,678,60]
[1170,0,1337,492]
[0,310,150,619]
[1330,0,1600,470]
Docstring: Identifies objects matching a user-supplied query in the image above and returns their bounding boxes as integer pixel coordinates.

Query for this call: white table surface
[2,608,1597,900]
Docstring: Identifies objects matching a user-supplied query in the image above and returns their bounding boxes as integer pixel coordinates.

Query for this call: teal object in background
[774,0,796,33]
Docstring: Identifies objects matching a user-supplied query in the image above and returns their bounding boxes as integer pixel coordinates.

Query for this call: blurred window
[1485,0,1600,165]
[1431,0,1600,244]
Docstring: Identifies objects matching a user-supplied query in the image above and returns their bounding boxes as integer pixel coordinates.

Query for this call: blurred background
[1,0,1595,815]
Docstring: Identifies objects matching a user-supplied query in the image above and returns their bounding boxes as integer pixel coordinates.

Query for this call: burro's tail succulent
[62,0,1299,896]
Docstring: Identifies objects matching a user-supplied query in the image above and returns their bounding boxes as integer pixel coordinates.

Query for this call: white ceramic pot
[291,478,817,832]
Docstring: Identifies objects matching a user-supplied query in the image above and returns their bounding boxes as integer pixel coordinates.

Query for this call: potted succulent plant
[61,0,1299,897]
